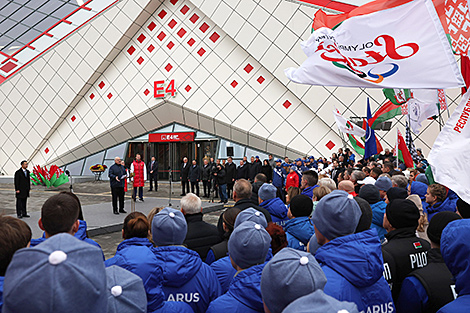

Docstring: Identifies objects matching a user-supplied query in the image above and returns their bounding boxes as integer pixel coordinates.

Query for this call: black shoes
[113,211,119,215]
[137,199,144,202]
[148,189,153,192]
[23,214,30,218]
[17,215,23,219]
[119,209,127,214]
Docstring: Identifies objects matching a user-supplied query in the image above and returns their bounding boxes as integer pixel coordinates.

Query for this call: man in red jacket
[131,154,147,202]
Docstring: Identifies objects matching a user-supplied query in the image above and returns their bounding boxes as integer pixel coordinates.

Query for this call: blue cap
[3,234,107,313]
[258,183,277,201]
[295,158,302,162]
[256,156,260,159]
[416,173,429,185]
[276,159,282,163]
[309,156,314,160]
[234,208,268,229]
[106,266,147,313]
[283,290,359,313]
[152,208,187,246]
[375,176,392,192]
[261,248,327,313]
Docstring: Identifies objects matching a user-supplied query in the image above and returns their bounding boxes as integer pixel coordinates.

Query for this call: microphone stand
[168,166,172,207]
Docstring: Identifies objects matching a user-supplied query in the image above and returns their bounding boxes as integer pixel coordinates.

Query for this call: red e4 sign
[154,79,176,98]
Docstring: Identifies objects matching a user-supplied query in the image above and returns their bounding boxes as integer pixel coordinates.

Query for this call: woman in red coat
[285,166,299,192]
[130,154,147,202]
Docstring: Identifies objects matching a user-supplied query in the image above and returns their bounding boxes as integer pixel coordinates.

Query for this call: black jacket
[382,227,431,300]
[14,168,30,198]
[180,162,190,181]
[202,164,211,181]
[237,163,248,180]
[261,165,272,182]
[108,164,126,188]
[216,198,273,236]
[215,167,226,185]
[183,213,222,261]
[248,161,262,180]
[250,181,264,204]
[148,160,158,177]
[225,162,237,183]
[188,164,201,182]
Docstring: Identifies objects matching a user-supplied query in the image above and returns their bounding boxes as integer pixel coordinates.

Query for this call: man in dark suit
[189,159,201,196]
[14,160,31,218]
[180,157,190,196]
[147,156,158,192]
[225,157,237,199]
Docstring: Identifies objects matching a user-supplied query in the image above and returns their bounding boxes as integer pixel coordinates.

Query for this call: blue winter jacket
[30,220,103,251]
[207,263,266,313]
[438,220,470,313]
[0,276,3,312]
[260,198,289,226]
[315,229,395,313]
[272,167,287,189]
[211,249,273,294]
[153,245,221,313]
[284,217,315,252]
[424,197,457,221]
[370,201,388,242]
[301,185,319,200]
[105,237,181,313]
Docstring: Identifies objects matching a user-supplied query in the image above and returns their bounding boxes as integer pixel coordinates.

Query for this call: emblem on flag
[413,242,423,249]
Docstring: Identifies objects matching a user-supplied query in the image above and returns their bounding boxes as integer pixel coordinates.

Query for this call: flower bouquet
[30,165,69,187]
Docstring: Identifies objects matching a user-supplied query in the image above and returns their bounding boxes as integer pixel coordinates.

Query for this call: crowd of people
[2,147,470,313]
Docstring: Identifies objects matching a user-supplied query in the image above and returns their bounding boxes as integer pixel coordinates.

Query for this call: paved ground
[94,210,223,260]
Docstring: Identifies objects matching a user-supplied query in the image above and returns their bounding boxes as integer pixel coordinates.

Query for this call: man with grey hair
[391,175,408,189]
[108,157,127,215]
[319,177,336,191]
[181,193,221,260]
[350,170,366,194]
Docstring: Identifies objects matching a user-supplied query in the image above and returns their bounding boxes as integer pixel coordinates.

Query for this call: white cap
[358,176,376,185]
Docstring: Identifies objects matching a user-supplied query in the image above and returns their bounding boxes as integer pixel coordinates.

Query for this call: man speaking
[14,160,31,218]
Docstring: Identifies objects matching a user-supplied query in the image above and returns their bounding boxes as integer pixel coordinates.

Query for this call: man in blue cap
[311,190,394,312]
[295,158,307,183]
[258,183,289,226]
[272,159,287,194]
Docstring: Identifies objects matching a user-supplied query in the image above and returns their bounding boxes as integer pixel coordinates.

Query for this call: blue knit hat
[283,290,359,313]
[311,190,361,240]
[258,183,277,201]
[261,248,327,313]
[228,221,271,269]
[106,266,147,313]
[234,208,268,229]
[375,176,392,191]
[152,207,187,246]
[3,233,107,313]
[416,173,429,185]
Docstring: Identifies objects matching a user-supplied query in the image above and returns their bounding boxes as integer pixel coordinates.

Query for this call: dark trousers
[202,180,210,197]
[111,187,125,212]
[133,187,143,200]
[16,197,27,217]
[149,174,158,191]
[190,181,199,196]
[181,180,189,195]
[227,181,234,198]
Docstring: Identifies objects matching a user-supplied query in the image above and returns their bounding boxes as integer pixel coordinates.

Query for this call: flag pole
[396,128,399,169]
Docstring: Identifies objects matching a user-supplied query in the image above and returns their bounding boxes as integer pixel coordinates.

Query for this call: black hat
[427,211,461,244]
[386,187,408,203]
[457,197,470,218]
[290,195,313,218]
[385,199,420,229]
[354,196,373,233]
[358,185,381,205]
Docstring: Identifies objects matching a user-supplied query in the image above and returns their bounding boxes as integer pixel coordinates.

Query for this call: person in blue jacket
[272,159,287,191]
[258,183,288,226]
[424,184,457,221]
[409,181,428,209]
[30,192,102,251]
[300,170,319,199]
[206,221,271,313]
[437,219,470,313]
[0,215,32,311]
[284,195,315,251]
[358,184,388,241]
[397,212,461,313]
[261,248,328,313]
[311,190,395,313]
[211,208,269,293]
[105,212,192,313]
[152,207,220,313]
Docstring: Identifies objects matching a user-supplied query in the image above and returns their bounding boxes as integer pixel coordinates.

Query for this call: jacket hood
[315,229,384,288]
[261,198,287,220]
[284,217,315,244]
[410,181,428,201]
[117,237,153,251]
[153,246,202,288]
[441,219,470,296]
[228,263,266,312]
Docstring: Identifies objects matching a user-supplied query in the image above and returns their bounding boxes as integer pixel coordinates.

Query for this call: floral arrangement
[90,164,108,172]
[30,165,69,187]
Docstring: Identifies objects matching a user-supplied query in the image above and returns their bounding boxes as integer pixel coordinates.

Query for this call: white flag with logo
[285,0,464,89]
[407,98,439,134]
[429,90,470,203]
[333,109,366,137]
